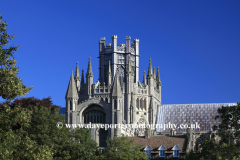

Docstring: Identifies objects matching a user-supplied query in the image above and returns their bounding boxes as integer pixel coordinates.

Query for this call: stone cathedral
[65,35,161,146]
[64,35,236,155]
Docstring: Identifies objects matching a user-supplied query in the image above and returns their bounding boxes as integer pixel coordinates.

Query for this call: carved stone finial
[89,57,91,61]
[77,61,78,65]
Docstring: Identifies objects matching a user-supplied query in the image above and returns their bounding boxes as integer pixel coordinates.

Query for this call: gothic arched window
[70,101,72,110]
[136,98,139,110]
[140,99,143,110]
[84,110,106,124]
[114,99,117,109]
[117,66,125,85]
[83,105,106,124]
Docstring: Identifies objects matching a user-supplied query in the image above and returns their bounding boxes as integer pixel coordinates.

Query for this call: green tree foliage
[185,102,240,160]
[104,134,148,160]
[0,15,32,100]
[0,104,53,160]
[0,15,52,160]
[213,102,240,144]
[185,139,240,160]
[1,97,100,160]
[0,15,100,160]
[69,128,102,160]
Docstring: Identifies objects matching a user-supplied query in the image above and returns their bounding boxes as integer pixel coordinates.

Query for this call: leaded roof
[157,103,237,132]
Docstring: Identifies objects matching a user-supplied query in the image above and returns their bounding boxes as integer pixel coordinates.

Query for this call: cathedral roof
[157,103,237,132]
[65,71,78,99]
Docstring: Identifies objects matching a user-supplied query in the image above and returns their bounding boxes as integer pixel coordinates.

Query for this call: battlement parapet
[112,35,117,39]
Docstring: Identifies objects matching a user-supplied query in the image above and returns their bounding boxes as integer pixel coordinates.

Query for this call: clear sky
[1,0,240,107]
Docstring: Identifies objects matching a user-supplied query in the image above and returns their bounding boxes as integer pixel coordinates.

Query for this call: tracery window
[117,66,125,85]
[118,54,125,64]
[83,105,106,124]
[84,110,106,124]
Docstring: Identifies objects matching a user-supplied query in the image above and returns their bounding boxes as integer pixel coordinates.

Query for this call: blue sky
[1,0,240,107]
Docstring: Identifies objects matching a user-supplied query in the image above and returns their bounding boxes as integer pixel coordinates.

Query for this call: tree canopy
[0,14,52,160]
[0,15,99,160]
[103,134,148,160]
[0,14,32,100]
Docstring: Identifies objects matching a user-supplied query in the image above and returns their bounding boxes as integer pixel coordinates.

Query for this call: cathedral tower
[98,36,139,85]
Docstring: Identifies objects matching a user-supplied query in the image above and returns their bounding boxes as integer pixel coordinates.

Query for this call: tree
[69,128,102,160]
[185,102,240,160]
[1,97,101,160]
[0,15,53,160]
[103,134,148,160]
[0,15,100,160]
[0,15,31,100]
[185,139,240,160]
[213,102,240,145]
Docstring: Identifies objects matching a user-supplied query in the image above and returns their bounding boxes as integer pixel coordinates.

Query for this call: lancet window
[144,99,146,110]
[140,99,143,110]
[136,98,139,110]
